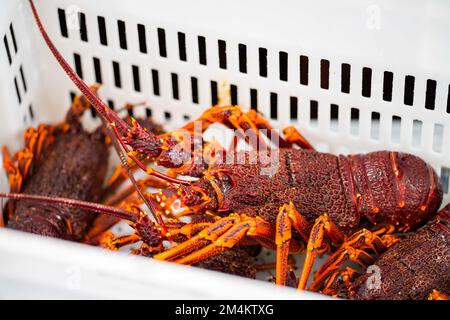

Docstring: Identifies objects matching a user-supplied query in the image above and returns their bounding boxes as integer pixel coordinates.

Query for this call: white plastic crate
[0,0,449,299]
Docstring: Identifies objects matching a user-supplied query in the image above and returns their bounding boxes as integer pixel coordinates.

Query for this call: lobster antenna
[28,0,188,186]
[0,193,138,223]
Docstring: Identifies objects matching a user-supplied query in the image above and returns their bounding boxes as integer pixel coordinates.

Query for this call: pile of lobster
[1,1,448,300]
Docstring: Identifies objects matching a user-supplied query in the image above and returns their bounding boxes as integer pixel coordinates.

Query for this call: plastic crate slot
[383,71,393,102]
[412,119,422,148]
[19,65,27,93]
[171,73,179,100]
[290,97,298,120]
[320,59,329,89]
[250,88,257,110]
[330,104,339,132]
[441,167,450,194]
[157,28,167,57]
[270,92,277,119]
[391,115,401,144]
[164,111,172,120]
[151,69,160,96]
[299,55,309,86]
[3,35,12,65]
[370,111,380,140]
[350,108,359,136]
[112,61,121,88]
[218,40,227,69]
[432,123,443,153]
[447,84,450,114]
[230,85,238,105]
[127,107,134,117]
[97,16,107,46]
[132,65,141,92]
[137,24,147,54]
[258,47,267,77]
[73,53,83,79]
[210,81,218,105]
[14,77,21,104]
[28,104,34,120]
[69,91,76,102]
[9,24,17,53]
[117,20,127,49]
[198,36,207,65]
[362,67,372,98]
[93,57,102,83]
[145,108,152,117]
[79,13,88,42]
[404,75,415,106]
[279,51,288,81]
[425,79,436,110]
[191,77,198,104]
[183,114,190,121]
[238,44,247,74]
[341,63,351,94]
[310,100,318,125]
[57,8,68,38]
[90,105,97,118]
[177,32,186,61]
[106,99,115,110]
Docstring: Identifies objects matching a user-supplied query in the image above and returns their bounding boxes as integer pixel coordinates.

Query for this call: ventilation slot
[447,84,450,114]
[320,59,329,89]
[330,104,339,131]
[9,24,17,53]
[362,67,372,97]
[218,40,227,69]
[350,108,359,135]
[230,85,238,105]
[239,44,247,73]
[433,123,443,153]
[28,104,34,120]
[425,79,436,110]
[441,167,450,194]
[299,55,308,85]
[270,93,277,119]
[178,32,187,61]
[198,36,207,65]
[259,48,267,77]
[118,20,127,49]
[341,63,350,93]
[74,53,83,78]
[370,112,380,140]
[164,111,171,120]
[171,73,179,100]
[211,81,218,105]
[279,51,288,81]
[14,77,21,104]
[112,61,121,88]
[93,57,102,83]
[98,16,107,45]
[157,28,167,57]
[383,71,393,102]
[310,100,318,125]
[391,115,401,144]
[250,89,257,110]
[290,97,298,120]
[404,75,415,106]
[191,77,198,104]
[412,119,422,148]
[3,35,11,64]
[79,13,88,42]
[132,65,141,92]
[58,8,68,38]
[151,69,160,96]
[137,24,147,53]
[19,65,27,92]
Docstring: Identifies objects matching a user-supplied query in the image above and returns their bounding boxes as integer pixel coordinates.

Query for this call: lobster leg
[309,229,399,291]
[282,126,315,150]
[297,213,345,290]
[321,267,359,297]
[275,203,310,286]
[428,290,450,300]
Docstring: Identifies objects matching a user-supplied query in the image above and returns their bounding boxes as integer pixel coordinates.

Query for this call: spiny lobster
[1,1,447,298]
